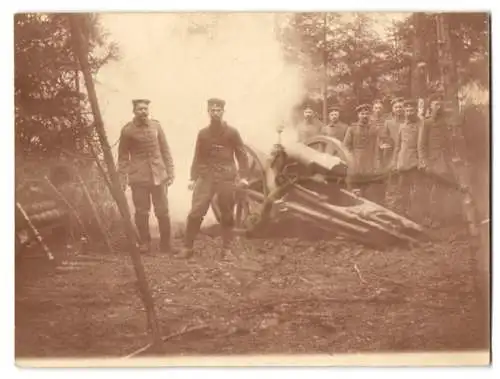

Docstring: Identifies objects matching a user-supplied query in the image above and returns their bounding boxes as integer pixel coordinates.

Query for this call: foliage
[14,13,119,157]
[279,12,489,120]
[392,13,489,89]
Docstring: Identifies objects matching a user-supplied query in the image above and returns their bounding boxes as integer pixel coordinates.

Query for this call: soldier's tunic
[117,118,175,247]
[382,115,405,209]
[370,114,386,131]
[321,121,348,142]
[118,118,174,186]
[393,119,423,171]
[417,115,458,223]
[188,122,249,229]
[344,122,379,175]
[296,119,323,143]
[372,115,394,171]
[384,116,405,153]
[392,118,424,218]
[418,115,453,177]
[343,122,386,203]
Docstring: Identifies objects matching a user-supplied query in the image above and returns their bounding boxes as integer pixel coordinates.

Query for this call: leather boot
[221,226,233,249]
[157,215,174,254]
[180,216,202,259]
[220,226,235,260]
[134,213,151,253]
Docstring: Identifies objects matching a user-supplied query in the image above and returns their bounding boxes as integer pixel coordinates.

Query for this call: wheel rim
[305,135,352,165]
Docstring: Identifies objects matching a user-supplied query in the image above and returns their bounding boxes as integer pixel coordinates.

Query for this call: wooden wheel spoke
[234,200,244,226]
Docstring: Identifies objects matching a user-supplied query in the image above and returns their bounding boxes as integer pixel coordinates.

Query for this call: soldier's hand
[188,180,195,191]
[418,163,427,171]
[166,177,174,187]
[380,143,391,150]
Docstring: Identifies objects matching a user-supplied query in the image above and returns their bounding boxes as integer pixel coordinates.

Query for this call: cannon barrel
[280,140,349,177]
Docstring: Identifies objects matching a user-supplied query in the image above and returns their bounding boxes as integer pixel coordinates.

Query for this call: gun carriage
[211,134,428,249]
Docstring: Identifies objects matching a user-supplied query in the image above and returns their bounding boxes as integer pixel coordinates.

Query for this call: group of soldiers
[118,97,248,259]
[117,93,457,260]
[295,94,457,212]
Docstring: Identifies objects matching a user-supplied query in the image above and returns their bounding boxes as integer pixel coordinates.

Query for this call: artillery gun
[210,131,429,249]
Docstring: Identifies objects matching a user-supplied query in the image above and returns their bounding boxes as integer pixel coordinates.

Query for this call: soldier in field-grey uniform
[117,99,175,254]
[321,106,348,142]
[296,104,324,143]
[181,98,249,259]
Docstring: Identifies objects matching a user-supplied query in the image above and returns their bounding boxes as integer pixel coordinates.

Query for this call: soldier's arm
[233,128,249,177]
[417,120,428,166]
[392,127,401,167]
[343,126,353,151]
[117,127,130,182]
[383,120,395,149]
[340,124,348,141]
[316,120,325,136]
[157,124,175,180]
[190,131,203,182]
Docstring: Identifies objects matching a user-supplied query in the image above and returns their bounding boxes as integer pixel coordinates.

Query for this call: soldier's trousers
[396,168,425,221]
[185,176,235,248]
[130,183,171,247]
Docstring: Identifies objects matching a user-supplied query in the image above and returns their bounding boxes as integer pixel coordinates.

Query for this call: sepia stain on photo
[14,11,490,367]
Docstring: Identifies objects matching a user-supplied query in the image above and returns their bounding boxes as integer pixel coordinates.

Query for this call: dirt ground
[15,222,490,360]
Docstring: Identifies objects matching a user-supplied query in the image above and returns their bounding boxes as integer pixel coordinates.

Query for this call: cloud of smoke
[95,13,304,228]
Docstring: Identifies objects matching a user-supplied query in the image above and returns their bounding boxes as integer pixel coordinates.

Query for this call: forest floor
[15,220,490,362]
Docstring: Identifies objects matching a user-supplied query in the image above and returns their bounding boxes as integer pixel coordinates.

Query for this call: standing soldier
[117,99,175,254]
[392,99,423,217]
[371,99,393,172]
[343,104,386,204]
[182,98,249,259]
[385,97,405,153]
[296,104,324,143]
[370,99,386,130]
[418,93,457,221]
[383,97,406,208]
[418,93,455,177]
[321,106,348,141]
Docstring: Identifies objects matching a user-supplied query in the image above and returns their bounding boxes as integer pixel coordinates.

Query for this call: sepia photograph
[12,10,491,367]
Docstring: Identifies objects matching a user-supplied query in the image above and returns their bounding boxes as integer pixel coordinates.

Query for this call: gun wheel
[210,144,269,231]
[305,135,353,166]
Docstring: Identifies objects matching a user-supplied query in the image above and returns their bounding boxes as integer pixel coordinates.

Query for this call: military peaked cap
[391,97,404,106]
[207,98,226,108]
[355,104,371,113]
[132,99,151,106]
[403,99,418,107]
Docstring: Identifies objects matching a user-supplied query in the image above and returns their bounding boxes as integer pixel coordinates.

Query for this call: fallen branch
[16,202,54,261]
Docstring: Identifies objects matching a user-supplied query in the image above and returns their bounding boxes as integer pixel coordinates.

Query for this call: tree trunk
[68,14,164,353]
